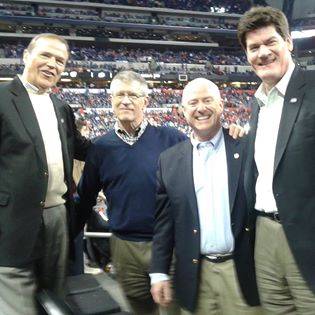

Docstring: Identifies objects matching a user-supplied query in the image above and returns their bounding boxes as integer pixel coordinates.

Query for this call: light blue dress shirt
[150,128,234,284]
[191,128,234,255]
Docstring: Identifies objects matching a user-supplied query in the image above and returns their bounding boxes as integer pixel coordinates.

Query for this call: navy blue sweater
[78,124,187,241]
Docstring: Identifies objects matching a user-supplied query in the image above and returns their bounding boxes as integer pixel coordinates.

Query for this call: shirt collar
[190,127,223,150]
[18,74,51,95]
[114,119,148,138]
[255,62,295,107]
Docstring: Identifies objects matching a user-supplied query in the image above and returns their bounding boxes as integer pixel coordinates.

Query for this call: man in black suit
[150,78,261,314]
[238,6,315,314]
[0,33,89,314]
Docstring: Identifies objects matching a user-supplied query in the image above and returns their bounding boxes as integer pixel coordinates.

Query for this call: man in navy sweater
[77,70,186,315]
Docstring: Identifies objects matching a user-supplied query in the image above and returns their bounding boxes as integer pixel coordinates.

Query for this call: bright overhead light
[291,29,315,39]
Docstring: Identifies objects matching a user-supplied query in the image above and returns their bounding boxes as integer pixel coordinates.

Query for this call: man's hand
[151,280,173,307]
[228,124,246,139]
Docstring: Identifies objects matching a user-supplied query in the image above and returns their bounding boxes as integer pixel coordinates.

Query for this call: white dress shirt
[254,62,295,212]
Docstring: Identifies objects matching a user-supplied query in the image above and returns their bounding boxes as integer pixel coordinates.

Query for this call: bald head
[182,78,221,106]
[181,78,223,142]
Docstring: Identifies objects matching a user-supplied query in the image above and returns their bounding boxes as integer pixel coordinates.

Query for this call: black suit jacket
[244,66,315,293]
[151,129,260,312]
[0,77,90,267]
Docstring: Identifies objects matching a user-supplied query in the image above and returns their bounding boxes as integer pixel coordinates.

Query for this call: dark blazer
[151,129,260,312]
[244,66,315,294]
[0,77,90,267]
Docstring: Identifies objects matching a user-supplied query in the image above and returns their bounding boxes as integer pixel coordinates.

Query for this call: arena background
[0,0,314,138]
[0,0,314,313]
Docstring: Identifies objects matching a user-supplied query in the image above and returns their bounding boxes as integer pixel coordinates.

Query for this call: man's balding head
[182,78,221,106]
[181,78,223,142]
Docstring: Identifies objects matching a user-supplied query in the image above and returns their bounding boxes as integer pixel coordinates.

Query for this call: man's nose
[196,102,207,112]
[46,57,57,67]
[257,45,271,58]
[121,95,132,104]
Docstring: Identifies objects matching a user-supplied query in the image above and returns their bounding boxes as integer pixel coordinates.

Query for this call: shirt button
[40,201,45,207]
[192,259,199,264]
[245,227,250,232]
[44,171,48,177]
[193,229,198,234]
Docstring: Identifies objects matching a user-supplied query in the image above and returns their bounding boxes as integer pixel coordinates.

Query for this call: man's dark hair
[237,6,290,51]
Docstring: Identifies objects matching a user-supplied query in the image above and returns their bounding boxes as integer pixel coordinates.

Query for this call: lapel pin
[290,98,297,103]
[60,118,65,123]
[234,153,239,159]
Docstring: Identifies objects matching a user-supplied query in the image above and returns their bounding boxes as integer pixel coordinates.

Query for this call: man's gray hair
[110,70,149,96]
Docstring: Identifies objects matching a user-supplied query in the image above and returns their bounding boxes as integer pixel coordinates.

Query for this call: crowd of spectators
[40,6,239,29]
[38,6,100,21]
[59,90,111,108]
[0,2,34,17]
[0,1,252,15]
[0,2,240,30]
[52,0,252,14]
[0,43,248,65]
[0,62,251,82]
[58,88,183,108]
[58,87,253,108]
[293,17,315,28]
[0,23,215,43]
[0,43,312,81]
[74,107,191,138]
[73,100,251,138]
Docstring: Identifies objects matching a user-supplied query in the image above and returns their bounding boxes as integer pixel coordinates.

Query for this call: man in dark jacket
[150,78,261,315]
[0,33,90,314]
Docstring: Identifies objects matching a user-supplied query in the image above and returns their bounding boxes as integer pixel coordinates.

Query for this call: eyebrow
[248,36,278,48]
[187,96,215,103]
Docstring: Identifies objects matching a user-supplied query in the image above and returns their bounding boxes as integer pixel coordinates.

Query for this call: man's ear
[23,49,30,65]
[219,99,224,112]
[286,35,293,52]
[182,104,189,120]
[143,97,149,110]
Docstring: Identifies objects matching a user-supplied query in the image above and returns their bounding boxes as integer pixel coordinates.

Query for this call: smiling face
[245,25,293,92]
[182,79,223,141]
[22,37,68,92]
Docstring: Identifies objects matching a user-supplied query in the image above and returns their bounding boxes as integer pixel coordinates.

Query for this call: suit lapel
[274,67,305,174]
[224,130,242,213]
[244,99,259,209]
[179,141,200,223]
[51,94,71,183]
[247,99,259,168]
[10,77,47,168]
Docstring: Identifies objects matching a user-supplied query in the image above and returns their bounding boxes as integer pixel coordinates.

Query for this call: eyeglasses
[113,92,145,102]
